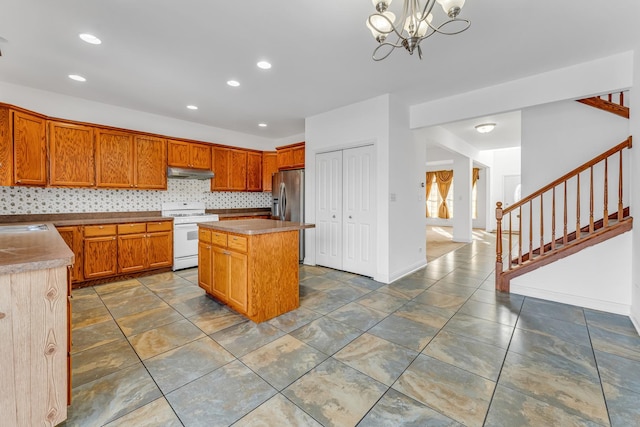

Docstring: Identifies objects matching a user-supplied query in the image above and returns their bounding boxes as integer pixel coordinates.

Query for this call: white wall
[630,50,640,332]
[305,95,391,282]
[0,81,276,150]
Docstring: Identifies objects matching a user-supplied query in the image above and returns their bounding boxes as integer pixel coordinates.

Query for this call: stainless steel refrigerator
[272,169,305,262]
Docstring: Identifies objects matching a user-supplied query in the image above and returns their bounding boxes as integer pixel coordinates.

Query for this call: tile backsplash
[0,179,272,215]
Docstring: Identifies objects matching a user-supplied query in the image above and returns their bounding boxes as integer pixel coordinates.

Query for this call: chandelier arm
[419,0,437,21]
[372,42,399,61]
[428,18,471,36]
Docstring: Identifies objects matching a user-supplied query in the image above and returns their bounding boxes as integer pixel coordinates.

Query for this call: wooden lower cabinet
[56,225,84,282]
[117,232,147,273]
[84,227,118,279]
[198,226,299,322]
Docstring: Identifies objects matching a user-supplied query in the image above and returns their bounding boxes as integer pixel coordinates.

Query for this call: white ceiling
[0,1,638,141]
[440,110,522,151]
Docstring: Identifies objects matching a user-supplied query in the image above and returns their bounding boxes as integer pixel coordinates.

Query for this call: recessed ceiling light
[257,61,272,70]
[186,105,198,110]
[475,123,496,134]
[68,74,86,82]
[79,33,101,45]
[258,123,267,127]
[227,80,240,87]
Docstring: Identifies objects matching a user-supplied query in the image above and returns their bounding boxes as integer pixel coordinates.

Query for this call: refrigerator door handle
[279,182,286,220]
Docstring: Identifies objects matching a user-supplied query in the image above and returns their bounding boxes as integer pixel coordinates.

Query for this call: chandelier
[366,0,470,61]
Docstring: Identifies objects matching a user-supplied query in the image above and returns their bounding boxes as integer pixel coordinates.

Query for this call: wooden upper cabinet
[48,121,95,187]
[135,135,167,190]
[168,140,211,169]
[262,152,277,192]
[96,129,166,189]
[13,110,47,186]
[246,151,262,192]
[276,142,305,170]
[0,106,12,186]
[95,129,135,188]
[212,147,247,191]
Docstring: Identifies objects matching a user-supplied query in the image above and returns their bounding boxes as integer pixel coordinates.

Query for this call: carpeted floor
[426,226,491,262]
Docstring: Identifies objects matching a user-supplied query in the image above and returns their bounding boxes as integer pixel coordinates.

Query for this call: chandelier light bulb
[367,11,396,41]
[436,0,465,18]
[404,13,432,37]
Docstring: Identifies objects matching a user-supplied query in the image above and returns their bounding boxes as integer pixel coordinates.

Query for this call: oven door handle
[174,223,198,229]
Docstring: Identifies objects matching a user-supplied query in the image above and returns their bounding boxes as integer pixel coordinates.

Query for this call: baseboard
[386,259,428,284]
[631,312,640,336]
[510,284,630,316]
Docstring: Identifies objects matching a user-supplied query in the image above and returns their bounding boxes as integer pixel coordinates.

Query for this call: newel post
[495,202,504,291]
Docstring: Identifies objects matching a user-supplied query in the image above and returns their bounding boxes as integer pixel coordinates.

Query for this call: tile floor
[61,233,640,426]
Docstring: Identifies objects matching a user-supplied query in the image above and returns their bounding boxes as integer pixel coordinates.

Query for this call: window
[426,168,480,219]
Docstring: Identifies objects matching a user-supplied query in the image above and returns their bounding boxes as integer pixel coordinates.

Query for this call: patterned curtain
[436,170,454,219]
[425,172,436,217]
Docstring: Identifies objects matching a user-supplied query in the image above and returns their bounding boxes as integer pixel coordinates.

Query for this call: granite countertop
[0,222,74,275]
[206,208,272,219]
[0,211,172,226]
[199,219,315,235]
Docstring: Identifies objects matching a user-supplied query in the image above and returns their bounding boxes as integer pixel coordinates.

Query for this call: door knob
[332,215,335,218]
[349,215,352,219]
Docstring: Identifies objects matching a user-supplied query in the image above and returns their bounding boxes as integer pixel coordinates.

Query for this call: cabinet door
[262,152,277,192]
[84,235,117,279]
[147,231,173,269]
[0,106,13,186]
[49,121,95,187]
[56,226,84,282]
[246,151,262,191]
[95,129,134,188]
[277,148,293,170]
[230,149,247,190]
[13,110,47,186]
[211,246,229,302]
[227,250,248,312]
[167,140,190,168]
[315,150,343,270]
[190,144,211,169]
[135,135,167,189]
[117,233,146,273]
[198,241,213,293]
[292,145,305,168]
[211,147,230,190]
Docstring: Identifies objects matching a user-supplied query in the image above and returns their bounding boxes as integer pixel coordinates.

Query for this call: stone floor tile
[393,300,456,329]
[211,320,286,357]
[602,382,640,427]
[594,350,640,394]
[589,325,640,362]
[584,309,639,337]
[283,358,387,427]
[166,360,276,427]
[443,313,514,349]
[393,354,495,427]
[520,297,586,325]
[128,318,205,360]
[334,333,418,386]
[116,305,184,337]
[72,339,140,387]
[71,319,126,354]
[290,316,363,355]
[423,330,507,381]
[234,394,322,427]
[266,307,322,333]
[299,289,352,314]
[358,388,463,427]
[92,278,142,296]
[413,289,468,310]
[355,291,410,314]
[188,307,248,335]
[516,312,593,348]
[241,335,328,390]
[144,336,234,394]
[71,303,113,329]
[459,298,520,326]
[102,397,182,427]
[368,314,439,352]
[104,293,169,319]
[327,301,388,331]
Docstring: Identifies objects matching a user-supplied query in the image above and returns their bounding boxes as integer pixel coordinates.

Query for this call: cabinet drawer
[212,231,228,247]
[199,228,212,243]
[117,223,146,234]
[84,224,117,237]
[228,234,247,252]
[147,221,172,232]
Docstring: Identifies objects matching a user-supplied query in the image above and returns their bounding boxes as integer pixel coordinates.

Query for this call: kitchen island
[0,223,73,426]
[198,219,314,322]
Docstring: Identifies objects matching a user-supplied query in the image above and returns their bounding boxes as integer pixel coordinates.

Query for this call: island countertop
[0,222,74,275]
[198,219,315,235]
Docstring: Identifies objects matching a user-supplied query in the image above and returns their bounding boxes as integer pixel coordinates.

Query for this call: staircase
[495,119,632,292]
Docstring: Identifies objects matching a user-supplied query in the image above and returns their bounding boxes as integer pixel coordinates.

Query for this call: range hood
[167,167,215,180]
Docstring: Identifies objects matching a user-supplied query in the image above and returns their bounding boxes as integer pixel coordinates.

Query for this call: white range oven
[161,202,219,270]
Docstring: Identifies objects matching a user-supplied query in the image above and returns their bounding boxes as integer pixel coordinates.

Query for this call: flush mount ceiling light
[68,74,86,82]
[79,33,102,45]
[227,80,240,87]
[258,123,267,127]
[367,0,470,61]
[186,105,198,110]
[257,61,272,70]
[475,123,496,134]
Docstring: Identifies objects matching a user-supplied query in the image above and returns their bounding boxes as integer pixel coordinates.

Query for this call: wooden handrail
[495,136,633,293]
[502,137,632,216]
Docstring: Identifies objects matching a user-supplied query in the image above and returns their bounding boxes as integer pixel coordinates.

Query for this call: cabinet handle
[223,250,230,255]
[112,237,116,240]
[99,226,104,229]
[0,312,5,320]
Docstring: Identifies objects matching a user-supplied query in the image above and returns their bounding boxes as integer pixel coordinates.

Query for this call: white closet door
[315,150,343,269]
[343,145,375,276]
